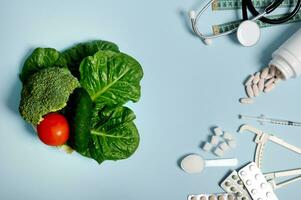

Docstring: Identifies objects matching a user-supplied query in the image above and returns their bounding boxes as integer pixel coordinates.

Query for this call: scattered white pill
[246,85,254,98]
[240,66,284,104]
[253,72,260,84]
[265,74,274,79]
[244,75,254,86]
[202,142,213,152]
[264,83,275,93]
[219,142,230,151]
[213,127,223,136]
[180,154,204,174]
[252,84,259,97]
[223,132,233,140]
[258,79,264,92]
[210,135,219,145]
[239,98,254,104]
[260,67,269,79]
[264,78,275,87]
[227,140,236,149]
[214,147,224,157]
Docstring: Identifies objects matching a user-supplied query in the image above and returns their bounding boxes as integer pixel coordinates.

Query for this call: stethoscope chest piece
[237,20,261,47]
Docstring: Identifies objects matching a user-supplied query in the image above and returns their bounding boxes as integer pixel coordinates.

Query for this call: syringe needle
[239,114,301,127]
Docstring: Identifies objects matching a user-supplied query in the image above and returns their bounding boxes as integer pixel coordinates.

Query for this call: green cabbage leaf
[61,40,120,78]
[81,106,139,164]
[19,48,67,83]
[79,50,143,107]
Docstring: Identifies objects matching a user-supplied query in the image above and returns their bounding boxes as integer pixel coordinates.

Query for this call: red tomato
[37,113,69,146]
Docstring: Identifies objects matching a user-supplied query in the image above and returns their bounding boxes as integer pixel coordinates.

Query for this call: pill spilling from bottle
[239,66,283,104]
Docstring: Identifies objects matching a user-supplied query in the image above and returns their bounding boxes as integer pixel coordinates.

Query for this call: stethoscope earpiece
[203,38,213,45]
[188,10,196,20]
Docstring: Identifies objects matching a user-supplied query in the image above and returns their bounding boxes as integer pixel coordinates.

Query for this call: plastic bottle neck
[269,48,301,80]
[269,56,293,80]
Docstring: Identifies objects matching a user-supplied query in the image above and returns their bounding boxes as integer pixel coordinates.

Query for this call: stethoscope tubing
[245,0,301,24]
[190,0,266,40]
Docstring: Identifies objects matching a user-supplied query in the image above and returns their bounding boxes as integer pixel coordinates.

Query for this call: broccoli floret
[19,67,79,125]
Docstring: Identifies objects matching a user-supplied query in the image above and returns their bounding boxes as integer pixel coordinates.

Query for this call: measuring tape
[212,12,301,35]
[212,0,297,10]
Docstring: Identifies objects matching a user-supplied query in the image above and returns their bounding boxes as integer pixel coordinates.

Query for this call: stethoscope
[189,0,301,46]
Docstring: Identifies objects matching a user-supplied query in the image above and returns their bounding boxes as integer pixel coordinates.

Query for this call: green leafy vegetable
[19,67,79,125]
[61,40,120,78]
[81,106,139,164]
[18,39,143,165]
[19,48,67,83]
[79,50,143,107]
[65,88,92,153]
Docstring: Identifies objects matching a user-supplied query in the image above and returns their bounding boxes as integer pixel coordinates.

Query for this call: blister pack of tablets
[188,193,236,200]
[238,162,278,200]
[220,170,251,200]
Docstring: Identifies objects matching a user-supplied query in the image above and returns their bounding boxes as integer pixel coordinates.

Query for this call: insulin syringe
[239,114,301,127]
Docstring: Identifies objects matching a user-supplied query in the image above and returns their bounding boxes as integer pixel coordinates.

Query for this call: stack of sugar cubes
[240,65,283,104]
[202,127,236,157]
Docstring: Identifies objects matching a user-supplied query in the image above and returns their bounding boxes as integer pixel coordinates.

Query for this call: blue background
[0,0,301,199]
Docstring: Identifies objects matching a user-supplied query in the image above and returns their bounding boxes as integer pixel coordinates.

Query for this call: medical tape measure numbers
[212,0,297,10]
[212,12,301,35]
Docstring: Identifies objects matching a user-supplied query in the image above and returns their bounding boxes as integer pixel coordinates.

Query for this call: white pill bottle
[269,28,301,80]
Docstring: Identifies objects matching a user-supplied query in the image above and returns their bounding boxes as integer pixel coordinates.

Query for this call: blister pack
[188,193,236,200]
[238,162,278,200]
[220,170,251,200]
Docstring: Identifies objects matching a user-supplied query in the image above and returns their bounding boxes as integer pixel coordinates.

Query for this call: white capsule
[239,98,254,104]
[260,67,269,79]
[253,72,260,84]
[214,147,224,157]
[246,85,254,98]
[264,83,276,93]
[265,78,275,87]
[213,127,223,136]
[244,75,254,86]
[265,74,274,79]
[252,84,259,97]
[258,79,264,92]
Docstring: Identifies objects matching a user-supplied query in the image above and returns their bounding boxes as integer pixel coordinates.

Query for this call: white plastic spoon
[180,154,238,174]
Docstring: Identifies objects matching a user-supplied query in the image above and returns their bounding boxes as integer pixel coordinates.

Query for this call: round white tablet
[237,20,260,47]
[180,154,205,174]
